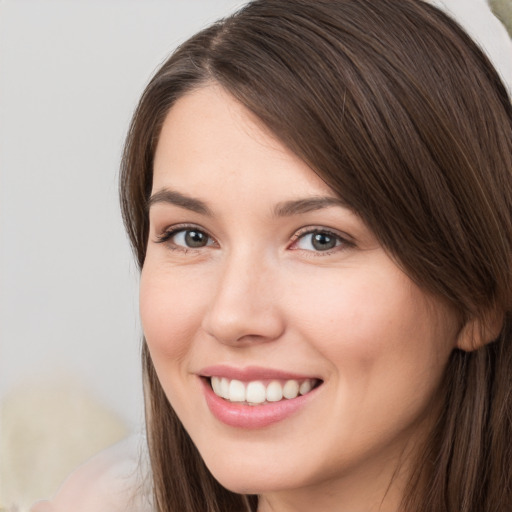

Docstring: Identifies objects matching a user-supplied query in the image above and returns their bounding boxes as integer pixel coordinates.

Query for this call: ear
[456,309,504,352]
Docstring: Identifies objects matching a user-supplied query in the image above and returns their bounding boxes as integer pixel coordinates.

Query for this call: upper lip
[198,364,320,382]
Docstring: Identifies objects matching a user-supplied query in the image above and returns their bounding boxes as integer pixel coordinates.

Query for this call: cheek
[139,263,206,362]
[284,266,407,356]
[285,263,455,387]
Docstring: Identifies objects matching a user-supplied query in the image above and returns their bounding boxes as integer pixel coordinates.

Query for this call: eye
[156,227,214,249]
[291,229,346,252]
[174,229,211,248]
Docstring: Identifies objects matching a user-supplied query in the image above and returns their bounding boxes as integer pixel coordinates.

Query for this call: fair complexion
[140,85,463,512]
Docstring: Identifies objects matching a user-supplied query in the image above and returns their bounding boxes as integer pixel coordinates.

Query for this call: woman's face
[141,85,461,508]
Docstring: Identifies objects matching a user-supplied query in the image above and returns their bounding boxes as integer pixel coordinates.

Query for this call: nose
[201,251,286,346]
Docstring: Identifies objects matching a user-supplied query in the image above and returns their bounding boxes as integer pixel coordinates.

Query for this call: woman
[35,0,512,511]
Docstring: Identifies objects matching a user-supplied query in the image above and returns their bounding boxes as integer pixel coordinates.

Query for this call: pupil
[185,230,207,248]
[312,232,336,251]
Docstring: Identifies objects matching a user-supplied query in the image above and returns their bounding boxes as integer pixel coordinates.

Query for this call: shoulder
[30,435,153,512]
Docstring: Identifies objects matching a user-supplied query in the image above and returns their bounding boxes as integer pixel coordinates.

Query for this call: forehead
[152,85,336,200]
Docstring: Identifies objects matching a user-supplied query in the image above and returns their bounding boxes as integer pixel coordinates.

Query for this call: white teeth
[211,376,222,396]
[246,381,266,404]
[220,377,230,399]
[209,377,318,404]
[266,381,283,402]
[299,380,312,395]
[228,379,245,402]
[283,379,300,399]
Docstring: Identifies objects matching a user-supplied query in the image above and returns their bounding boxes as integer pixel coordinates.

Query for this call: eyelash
[155,224,213,252]
[155,224,353,255]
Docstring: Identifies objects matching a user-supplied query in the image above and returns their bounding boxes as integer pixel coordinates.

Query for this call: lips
[199,365,322,428]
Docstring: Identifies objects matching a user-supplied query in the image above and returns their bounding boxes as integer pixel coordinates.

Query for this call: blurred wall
[0,0,247,507]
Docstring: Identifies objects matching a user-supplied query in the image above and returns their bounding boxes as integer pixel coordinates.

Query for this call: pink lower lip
[201,378,319,429]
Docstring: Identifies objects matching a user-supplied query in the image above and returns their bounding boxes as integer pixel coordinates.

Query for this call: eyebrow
[273,196,348,217]
[147,188,347,217]
[147,189,212,216]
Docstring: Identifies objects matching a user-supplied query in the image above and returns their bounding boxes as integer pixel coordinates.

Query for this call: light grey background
[0,0,248,433]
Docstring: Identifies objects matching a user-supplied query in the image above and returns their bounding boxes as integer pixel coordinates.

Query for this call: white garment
[30,436,154,512]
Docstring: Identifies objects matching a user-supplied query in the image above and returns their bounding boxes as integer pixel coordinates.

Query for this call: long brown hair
[120,1,512,510]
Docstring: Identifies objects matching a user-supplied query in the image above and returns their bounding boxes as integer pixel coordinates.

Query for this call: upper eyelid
[156,222,210,235]
[291,226,354,243]
[154,223,214,244]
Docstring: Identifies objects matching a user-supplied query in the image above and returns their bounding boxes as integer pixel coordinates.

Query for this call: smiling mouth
[207,377,322,405]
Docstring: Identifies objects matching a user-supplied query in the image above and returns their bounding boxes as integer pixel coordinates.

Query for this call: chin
[200,449,313,496]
